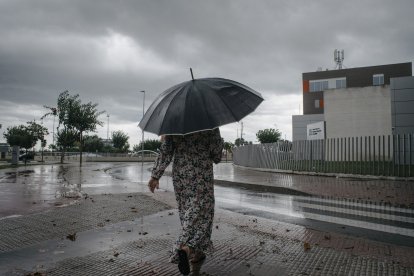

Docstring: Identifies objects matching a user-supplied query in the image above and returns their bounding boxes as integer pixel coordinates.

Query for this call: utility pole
[240,121,244,140]
[140,90,146,164]
[106,114,110,140]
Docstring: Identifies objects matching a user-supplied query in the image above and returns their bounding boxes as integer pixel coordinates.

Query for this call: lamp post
[106,114,110,156]
[107,114,110,140]
[140,90,145,164]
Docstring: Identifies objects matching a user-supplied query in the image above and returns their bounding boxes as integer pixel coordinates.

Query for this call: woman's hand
[148,177,159,193]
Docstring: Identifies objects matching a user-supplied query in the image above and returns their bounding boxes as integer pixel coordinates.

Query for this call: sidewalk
[0,162,413,275]
[1,192,413,276]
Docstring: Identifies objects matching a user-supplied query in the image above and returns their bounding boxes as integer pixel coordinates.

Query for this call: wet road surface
[104,163,414,246]
[0,162,413,247]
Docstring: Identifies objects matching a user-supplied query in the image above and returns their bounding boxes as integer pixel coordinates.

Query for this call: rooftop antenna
[190,68,194,80]
[334,49,345,69]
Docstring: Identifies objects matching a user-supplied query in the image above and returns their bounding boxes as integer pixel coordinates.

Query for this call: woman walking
[148,128,223,275]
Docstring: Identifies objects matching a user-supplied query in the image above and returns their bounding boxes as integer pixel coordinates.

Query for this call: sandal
[177,247,191,275]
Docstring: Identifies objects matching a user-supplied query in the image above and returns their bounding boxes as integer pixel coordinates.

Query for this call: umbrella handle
[190,68,194,80]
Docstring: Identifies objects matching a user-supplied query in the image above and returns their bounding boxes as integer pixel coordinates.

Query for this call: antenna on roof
[190,68,194,80]
[334,49,345,69]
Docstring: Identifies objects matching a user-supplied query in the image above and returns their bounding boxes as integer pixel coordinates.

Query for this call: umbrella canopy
[139,78,264,135]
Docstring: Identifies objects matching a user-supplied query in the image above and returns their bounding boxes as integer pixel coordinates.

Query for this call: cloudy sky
[0,0,413,149]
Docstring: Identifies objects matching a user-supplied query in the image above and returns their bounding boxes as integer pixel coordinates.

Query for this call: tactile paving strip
[17,222,414,276]
[3,199,414,275]
[0,193,170,253]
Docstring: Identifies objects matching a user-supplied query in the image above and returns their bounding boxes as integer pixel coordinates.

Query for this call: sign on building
[307,121,325,140]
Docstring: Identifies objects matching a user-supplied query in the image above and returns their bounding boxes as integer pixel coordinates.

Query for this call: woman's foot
[177,246,191,275]
[190,251,206,263]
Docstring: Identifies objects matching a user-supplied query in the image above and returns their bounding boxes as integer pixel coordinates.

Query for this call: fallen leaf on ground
[66,233,77,241]
[324,235,331,240]
[114,252,120,257]
[304,242,311,251]
[25,272,46,276]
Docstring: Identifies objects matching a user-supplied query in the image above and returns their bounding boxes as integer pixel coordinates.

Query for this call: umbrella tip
[190,68,194,80]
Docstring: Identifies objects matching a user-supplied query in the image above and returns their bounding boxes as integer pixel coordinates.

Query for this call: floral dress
[151,128,224,261]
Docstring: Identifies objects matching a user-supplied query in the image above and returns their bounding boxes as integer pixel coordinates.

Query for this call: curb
[213,179,311,196]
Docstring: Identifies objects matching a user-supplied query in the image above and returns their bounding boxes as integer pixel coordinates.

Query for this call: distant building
[292,62,412,141]
[0,143,9,159]
[391,76,414,135]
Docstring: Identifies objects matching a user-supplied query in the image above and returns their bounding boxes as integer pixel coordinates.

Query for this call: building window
[373,74,384,86]
[335,78,346,89]
[310,80,328,92]
[314,100,320,108]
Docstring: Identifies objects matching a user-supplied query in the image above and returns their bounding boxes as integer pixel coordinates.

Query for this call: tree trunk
[24,149,28,166]
[79,132,83,166]
[61,148,65,164]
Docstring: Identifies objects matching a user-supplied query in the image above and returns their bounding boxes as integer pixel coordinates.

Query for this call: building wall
[302,62,412,115]
[303,91,324,114]
[292,114,325,141]
[303,62,412,88]
[324,86,392,138]
[391,76,414,134]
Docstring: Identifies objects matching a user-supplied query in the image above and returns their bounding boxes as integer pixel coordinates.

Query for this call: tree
[112,130,130,152]
[41,105,58,150]
[134,139,162,152]
[42,91,104,164]
[27,121,49,146]
[3,125,31,148]
[223,141,234,161]
[234,137,248,147]
[3,121,48,164]
[256,128,281,144]
[55,128,78,163]
[71,98,104,163]
[27,121,49,162]
[83,135,104,152]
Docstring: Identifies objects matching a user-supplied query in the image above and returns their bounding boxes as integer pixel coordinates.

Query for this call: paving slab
[1,192,413,276]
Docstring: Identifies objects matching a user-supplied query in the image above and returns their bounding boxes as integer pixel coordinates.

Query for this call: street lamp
[107,114,110,140]
[139,90,146,164]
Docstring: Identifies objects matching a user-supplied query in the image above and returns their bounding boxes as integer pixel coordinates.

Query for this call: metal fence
[233,134,414,177]
[34,151,158,162]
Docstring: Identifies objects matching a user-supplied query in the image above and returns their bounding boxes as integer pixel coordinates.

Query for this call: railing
[233,134,414,177]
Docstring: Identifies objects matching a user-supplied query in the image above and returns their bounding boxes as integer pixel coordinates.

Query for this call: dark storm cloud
[0,0,413,144]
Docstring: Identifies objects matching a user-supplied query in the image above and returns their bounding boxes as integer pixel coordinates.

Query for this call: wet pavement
[0,161,413,275]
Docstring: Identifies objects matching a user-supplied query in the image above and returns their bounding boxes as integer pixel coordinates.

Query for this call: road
[110,163,414,246]
[1,162,413,247]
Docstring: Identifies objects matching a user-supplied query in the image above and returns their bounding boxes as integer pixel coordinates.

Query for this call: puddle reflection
[1,162,413,241]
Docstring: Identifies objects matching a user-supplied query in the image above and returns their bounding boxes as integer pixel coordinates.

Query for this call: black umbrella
[139,74,264,135]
